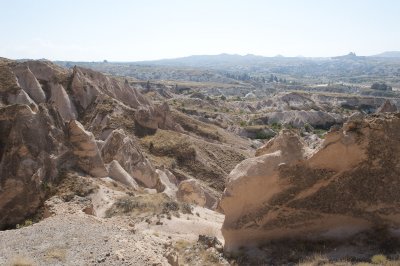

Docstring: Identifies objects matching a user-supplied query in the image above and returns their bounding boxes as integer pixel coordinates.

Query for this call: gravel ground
[0,213,169,266]
[0,176,225,266]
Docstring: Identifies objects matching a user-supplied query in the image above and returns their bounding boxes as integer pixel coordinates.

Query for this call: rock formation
[71,67,150,110]
[157,169,178,198]
[49,83,77,121]
[12,64,46,103]
[0,59,173,228]
[68,120,108,177]
[255,130,306,157]
[101,129,162,190]
[0,105,67,229]
[107,160,139,189]
[177,179,219,209]
[376,99,398,113]
[221,113,400,252]
[7,89,38,111]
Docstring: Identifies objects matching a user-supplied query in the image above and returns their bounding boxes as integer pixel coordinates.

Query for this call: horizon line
[3,51,399,63]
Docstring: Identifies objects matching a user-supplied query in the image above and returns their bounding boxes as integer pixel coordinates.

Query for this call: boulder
[177,179,218,209]
[221,113,400,252]
[68,120,107,177]
[101,129,162,190]
[107,160,138,189]
[156,169,178,198]
[135,102,174,130]
[131,159,164,191]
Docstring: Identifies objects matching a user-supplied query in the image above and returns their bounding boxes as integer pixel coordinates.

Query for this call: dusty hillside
[220,113,400,263]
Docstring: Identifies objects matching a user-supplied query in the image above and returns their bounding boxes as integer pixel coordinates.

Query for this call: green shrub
[313,129,327,138]
[255,131,275,140]
[16,219,33,229]
[270,123,282,131]
[239,121,247,127]
[304,123,313,132]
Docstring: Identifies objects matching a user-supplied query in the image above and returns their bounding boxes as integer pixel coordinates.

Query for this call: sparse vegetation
[105,193,195,219]
[255,131,275,140]
[56,172,98,202]
[16,219,33,229]
[171,111,222,141]
[142,130,197,163]
[371,254,388,264]
[271,122,282,132]
[313,128,327,138]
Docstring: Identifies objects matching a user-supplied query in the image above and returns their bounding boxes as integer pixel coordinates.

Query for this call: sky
[0,0,399,61]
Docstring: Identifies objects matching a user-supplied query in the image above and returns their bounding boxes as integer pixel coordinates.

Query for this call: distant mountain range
[138,53,268,66]
[136,51,400,66]
[372,51,400,58]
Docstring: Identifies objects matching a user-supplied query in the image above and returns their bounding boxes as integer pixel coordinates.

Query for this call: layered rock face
[221,113,400,252]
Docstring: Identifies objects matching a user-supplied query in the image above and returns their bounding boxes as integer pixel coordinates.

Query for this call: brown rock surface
[101,129,162,190]
[0,104,67,229]
[107,160,139,189]
[221,113,400,252]
[255,129,306,158]
[71,67,150,110]
[49,82,77,121]
[0,58,179,229]
[68,120,107,177]
[12,64,46,103]
[177,179,219,210]
[7,89,38,111]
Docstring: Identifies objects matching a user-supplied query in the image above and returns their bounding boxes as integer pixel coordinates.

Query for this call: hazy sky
[1,0,399,61]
